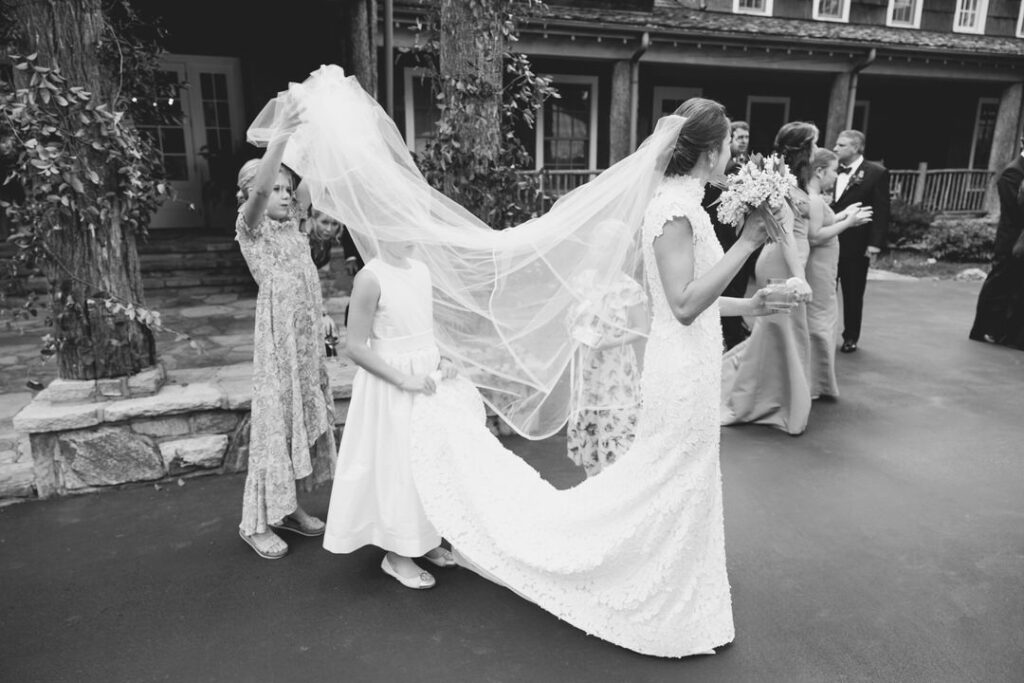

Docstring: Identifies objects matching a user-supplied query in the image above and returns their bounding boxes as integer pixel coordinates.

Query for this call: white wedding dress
[409,175,735,658]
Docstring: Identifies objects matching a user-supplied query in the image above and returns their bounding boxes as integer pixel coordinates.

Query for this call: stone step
[142,273,256,293]
[137,233,239,255]
[139,252,250,273]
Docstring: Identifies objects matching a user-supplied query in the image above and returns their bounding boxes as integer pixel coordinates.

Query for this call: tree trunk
[439,0,504,163]
[9,0,156,380]
[327,0,377,97]
[340,0,378,98]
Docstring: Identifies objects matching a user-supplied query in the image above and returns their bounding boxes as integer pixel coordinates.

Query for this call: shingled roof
[535,3,1024,58]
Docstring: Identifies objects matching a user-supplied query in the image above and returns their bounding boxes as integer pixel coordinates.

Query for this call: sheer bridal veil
[247,65,685,438]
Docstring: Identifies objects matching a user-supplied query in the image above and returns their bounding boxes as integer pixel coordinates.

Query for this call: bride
[250,67,789,658]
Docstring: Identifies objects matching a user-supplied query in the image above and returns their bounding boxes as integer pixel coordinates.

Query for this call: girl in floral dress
[566,272,647,477]
[235,102,336,560]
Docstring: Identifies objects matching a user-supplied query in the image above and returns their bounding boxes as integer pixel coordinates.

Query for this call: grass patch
[874,250,988,280]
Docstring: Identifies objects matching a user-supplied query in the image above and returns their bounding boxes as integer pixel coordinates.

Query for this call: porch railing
[519,169,603,213]
[522,166,994,216]
[883,164,991,214]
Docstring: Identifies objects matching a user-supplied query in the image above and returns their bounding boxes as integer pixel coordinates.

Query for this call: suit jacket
[832,159,890,259]
[340,226,365,270]
[702,155,747,250]
[994,156,1024,259]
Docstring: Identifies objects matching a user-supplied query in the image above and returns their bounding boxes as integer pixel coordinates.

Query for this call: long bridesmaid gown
[720,188,812,436]
[805,195,841,399]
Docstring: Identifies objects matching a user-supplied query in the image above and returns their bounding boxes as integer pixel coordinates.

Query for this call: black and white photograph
[1,0,1022,681]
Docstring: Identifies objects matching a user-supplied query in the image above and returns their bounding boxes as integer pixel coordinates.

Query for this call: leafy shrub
[918,216,996,263]
[403,1,556,229]
[887,197,936,248]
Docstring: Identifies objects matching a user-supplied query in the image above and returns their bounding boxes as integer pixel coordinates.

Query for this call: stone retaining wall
[6,361,354,503]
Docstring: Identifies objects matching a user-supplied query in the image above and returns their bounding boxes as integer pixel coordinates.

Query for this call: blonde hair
[811,148,838,174]
[236,159,261,204]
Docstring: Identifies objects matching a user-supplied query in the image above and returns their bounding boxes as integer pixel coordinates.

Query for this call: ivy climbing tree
[408,0,556,229]
[0,0,174,381]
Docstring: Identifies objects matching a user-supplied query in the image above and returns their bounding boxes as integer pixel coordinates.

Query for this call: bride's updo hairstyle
[774,122,819,190]
[665,98,729,177]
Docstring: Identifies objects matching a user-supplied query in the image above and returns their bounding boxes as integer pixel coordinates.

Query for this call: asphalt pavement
[1,278,1022,683]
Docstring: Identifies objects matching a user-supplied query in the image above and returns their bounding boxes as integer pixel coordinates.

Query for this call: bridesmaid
[721,122,816,436]
[805,149,873,399]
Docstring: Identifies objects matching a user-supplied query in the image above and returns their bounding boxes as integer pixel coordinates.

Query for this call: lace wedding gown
[409,175,734,657]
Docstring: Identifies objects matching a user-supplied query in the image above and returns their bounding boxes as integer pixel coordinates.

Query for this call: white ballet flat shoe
[381,555,436,590]
[422,547,457,568]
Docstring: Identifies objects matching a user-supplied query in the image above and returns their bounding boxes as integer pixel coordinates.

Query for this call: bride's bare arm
[653,217,760,325]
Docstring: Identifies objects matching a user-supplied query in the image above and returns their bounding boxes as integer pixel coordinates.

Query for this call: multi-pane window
[813,0,849,22]
[887,0,922,27]
[403,69,441,155]
[970,99,999,169]
[135,70,189,181]
[954,0,988,33]
[542,83,594,170]
[733,0,773,16]
[200,72,234,156]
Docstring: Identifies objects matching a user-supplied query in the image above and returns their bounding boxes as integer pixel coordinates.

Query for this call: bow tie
[837,164,853,175]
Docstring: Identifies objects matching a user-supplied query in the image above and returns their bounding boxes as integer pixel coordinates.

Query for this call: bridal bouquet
[715,153,796,243]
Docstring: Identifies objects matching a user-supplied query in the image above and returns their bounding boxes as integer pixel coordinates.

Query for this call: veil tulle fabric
[247,65,684,438]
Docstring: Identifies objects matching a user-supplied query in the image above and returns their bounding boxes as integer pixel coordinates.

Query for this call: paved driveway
[1,279,1022,682]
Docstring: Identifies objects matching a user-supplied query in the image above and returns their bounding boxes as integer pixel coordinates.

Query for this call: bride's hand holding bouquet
[715,153,796,245]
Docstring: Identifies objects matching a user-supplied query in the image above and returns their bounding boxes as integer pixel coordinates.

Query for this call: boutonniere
[848,169,866,188]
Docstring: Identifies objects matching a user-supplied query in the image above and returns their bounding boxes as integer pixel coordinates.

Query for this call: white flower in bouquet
[714,153,796,243]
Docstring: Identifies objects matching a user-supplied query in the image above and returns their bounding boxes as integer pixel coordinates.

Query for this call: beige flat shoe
[422,547,457,568]
[239,529,288,560]
[270,514,326,537]
[381,555,435,590]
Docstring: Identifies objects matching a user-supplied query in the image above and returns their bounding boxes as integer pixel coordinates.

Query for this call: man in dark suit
[703,120,754,349]
[970,142,1024,349]
[832,129,890,353]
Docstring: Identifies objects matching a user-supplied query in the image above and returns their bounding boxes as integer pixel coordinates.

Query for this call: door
[144,55,245,230]
[746,96,791,156]
[652,86,702,124]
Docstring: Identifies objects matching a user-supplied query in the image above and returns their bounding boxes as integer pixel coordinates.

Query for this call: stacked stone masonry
[5,361,355,502]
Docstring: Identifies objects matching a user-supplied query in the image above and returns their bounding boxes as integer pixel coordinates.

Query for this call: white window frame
[652,86,703,122]
[969,97,1000,169]
[733,0,773,17]
[403,67,440,154]
[535,74,599,171]
[812,0,850,23]
[886,0,924,28]
[1016,2,1024,37]
[953,0,989,34]
[746,96,791,127]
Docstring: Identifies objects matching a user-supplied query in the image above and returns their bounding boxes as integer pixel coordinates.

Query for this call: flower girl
[235,101,336,559]
[322,239,457,589]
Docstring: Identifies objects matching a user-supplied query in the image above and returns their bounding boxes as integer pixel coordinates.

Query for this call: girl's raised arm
[242,101,304,229]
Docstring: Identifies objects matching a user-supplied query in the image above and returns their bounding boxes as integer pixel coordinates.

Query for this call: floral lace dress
[566,274,645,477]
[406,175,734,657]
[236,208,336,536]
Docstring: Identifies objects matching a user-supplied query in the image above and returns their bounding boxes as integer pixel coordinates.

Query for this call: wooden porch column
[327,0,378,98]
[985,81,1024,214]
[609,60,632,163]
[824,71,852,148]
